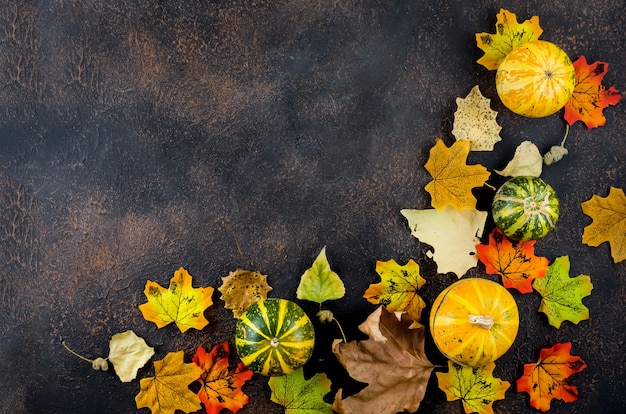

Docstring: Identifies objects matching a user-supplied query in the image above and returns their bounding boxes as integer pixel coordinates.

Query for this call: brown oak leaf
[332,307,434,414]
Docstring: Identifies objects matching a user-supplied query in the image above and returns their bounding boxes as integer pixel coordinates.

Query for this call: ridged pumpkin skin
[429,278,519,368]
[496,40,575,118]
[492,176,559,241]
[235,298,315,376]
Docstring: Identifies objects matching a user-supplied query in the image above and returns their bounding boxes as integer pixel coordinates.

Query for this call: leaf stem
[333,317,348,343]
[62,341,93,364]
[560,124,570,147]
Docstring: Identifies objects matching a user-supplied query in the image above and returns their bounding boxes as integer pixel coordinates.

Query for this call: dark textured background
[0,1,624,413]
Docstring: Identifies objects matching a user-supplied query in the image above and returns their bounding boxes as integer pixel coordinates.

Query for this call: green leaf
[436,360,510,414]
[269,368,333,414]
[297,246,345,304]
[532,256,593,329]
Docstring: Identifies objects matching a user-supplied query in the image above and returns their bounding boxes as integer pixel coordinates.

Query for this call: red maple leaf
[476,228,548,293]
[192,343,254,414]
[564,55,621,128]
[516,342,587,412]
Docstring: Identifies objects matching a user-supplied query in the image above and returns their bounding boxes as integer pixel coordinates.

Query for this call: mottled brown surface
[0,1,624,413]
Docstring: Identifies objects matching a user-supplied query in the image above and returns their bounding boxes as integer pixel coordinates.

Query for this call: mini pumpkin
[429,278,519,367]
[492,176,560,241]
[496,40,576,118]
[235,298,315,376]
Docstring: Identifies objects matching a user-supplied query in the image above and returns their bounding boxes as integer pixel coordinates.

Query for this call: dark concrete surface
[0,1,624,413]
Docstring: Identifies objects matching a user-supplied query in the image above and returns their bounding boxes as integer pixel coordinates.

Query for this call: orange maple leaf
[193,343,254,414]
[564,56,622,128]
[424,139,490,211]
[476,228,548,293]
[516,342,587,412]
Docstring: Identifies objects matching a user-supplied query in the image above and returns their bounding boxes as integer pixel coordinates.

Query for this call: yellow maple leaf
[452,85,502,151]
[139,267,214,333]
[437,360,510,414]
[135,350,204,414]
[475,8,543,70]
[581,187,626,263]
[363,259,426,327]
[218,269,273,318]
[424,139,490,210]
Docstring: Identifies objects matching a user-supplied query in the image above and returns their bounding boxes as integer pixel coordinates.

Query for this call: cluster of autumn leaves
[63,7,624,414]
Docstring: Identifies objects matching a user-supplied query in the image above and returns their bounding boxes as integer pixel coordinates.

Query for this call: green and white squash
[235,298,315,376]
[492,176,559,241]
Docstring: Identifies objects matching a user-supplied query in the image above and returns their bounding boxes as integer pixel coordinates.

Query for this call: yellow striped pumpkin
[429,278,519,367]
[496,40,575,118]
[235,298,315,376]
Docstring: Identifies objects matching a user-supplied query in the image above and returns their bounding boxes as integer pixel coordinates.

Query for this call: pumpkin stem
[468,315,495,330]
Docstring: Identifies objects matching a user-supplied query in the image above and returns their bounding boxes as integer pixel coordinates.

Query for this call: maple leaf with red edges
[564,56,621,128]
[476,228,548,293]
[193,343,254,414]
[516,342,587,412]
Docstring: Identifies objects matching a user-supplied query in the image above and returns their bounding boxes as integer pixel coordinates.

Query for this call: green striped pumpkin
[235,298,315,376]
[492,176,559,241]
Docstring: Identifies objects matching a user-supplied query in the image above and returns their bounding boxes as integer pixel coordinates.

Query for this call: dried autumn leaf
[269,368,333,414]
[332,307,434,414]
[437,360,510,414]
[452,85,502,151]
[532,256,592,328]
[495,140,543,177]
[475,8,543,70]
[139,267,215,333]
[297,246,345,304]
[193,343,253,414]
[564,56,622,128]
[108,330,155,382]
[424,139,490,211]
[135,350,204,414]
[581,187,626,263]
[516,342,587,412]
[401,206,488,277]
[218,269,273,318]
[363,259,426,327]
[476,228,548,293]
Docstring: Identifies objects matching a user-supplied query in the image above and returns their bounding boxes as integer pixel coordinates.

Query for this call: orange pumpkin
[496,40,575,118]
[429,278,519,367]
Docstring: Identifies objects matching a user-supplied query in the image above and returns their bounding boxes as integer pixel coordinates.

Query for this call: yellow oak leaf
[135,350,204,414]
[363,259,426,327]
[218,269,273,318]
[476,8,543,70]
[424,139,490,210]
[581,187,626,263]
[452,86,502,151]
[139,267,214,333]
[437,360,510,414]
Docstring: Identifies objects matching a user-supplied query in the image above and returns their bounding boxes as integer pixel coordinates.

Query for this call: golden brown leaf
[424,139,490,211]
[218,269,272,318]
[581,187,626,263]
[135,351,204,414]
